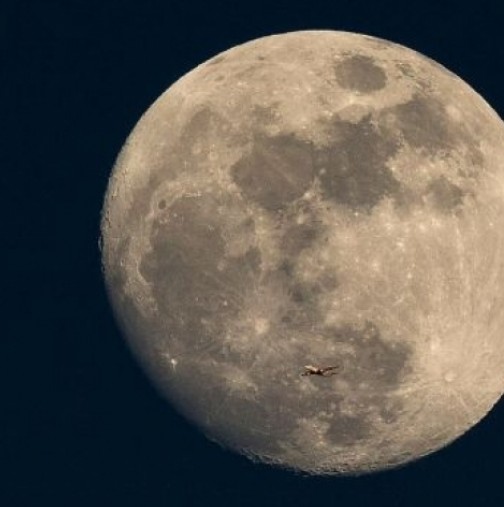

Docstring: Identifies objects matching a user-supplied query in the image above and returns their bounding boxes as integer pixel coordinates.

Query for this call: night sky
[5,1,504,505]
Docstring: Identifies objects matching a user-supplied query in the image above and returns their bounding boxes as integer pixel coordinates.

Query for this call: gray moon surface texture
[101,31,504,475]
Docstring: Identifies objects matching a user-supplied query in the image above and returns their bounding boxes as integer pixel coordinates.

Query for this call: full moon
[101,31,504,475]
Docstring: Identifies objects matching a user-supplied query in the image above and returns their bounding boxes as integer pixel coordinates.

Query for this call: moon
[101,31,504,475]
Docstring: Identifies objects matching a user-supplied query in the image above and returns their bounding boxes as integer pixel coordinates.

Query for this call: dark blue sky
[4,1,504,505]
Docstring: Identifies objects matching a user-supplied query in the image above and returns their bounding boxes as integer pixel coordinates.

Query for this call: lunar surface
[101,31,504,475]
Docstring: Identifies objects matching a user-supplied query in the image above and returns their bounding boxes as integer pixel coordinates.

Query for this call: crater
[231,133,315,211]
[335,55,387,93]
[315,116,400,212]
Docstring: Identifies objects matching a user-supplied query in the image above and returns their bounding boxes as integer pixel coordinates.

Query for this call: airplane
[301,364,340,377]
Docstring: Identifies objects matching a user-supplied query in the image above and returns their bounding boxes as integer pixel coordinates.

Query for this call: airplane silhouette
[301,364,340,377]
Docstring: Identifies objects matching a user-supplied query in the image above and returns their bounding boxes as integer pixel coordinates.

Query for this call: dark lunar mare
[130,183,414,458]
[138,84,478,458]
[134,192,304,456]
[425,175,465,212]
[231,133,315,211]
[200,88,479,222]
[324,322,412,434]
[315,115,401,212]
[335,54,388,93]
[139,193,261,356]
[101,31,504,475]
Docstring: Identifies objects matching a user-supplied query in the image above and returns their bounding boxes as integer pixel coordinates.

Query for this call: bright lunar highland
[101,31,504,475]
